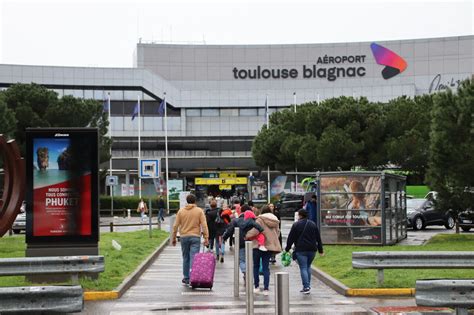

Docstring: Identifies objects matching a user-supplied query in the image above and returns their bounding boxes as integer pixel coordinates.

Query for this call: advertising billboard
[26,128,99,244]
[251,179,268,202]
[319,175,382,244]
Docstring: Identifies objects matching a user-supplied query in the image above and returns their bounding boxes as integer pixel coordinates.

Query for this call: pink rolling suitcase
[189,248,216,289]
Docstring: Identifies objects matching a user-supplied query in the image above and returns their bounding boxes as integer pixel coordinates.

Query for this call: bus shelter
[315,171,407,245]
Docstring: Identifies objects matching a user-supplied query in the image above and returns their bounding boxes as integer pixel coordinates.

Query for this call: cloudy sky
[0,0,472,67]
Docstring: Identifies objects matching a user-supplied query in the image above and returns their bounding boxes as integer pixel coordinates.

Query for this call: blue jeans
[253,249,272,290]
[214,236,225,257]
[180,236,201,280]
[158,208,164,221]
[295,251,316,289]
[239,247,246,273]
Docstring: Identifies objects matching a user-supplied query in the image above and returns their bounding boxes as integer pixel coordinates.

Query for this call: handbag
[292,220,309,260]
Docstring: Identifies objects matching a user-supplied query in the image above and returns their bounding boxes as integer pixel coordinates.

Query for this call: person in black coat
[285,209,324,294]
[205,200,219,253]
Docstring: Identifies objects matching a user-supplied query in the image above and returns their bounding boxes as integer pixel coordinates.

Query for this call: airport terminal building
[0,35,472,196]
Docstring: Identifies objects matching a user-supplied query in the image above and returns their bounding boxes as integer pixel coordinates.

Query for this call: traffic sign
[106,175,118,186]
[139,159,160,178]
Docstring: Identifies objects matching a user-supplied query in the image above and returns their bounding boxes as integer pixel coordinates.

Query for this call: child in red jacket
[244,210,267,251]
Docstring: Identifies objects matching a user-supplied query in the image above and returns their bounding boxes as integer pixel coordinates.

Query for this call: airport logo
[370,43,407,79]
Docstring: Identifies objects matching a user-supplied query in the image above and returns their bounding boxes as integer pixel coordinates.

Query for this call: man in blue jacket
[223,206,264,281]
[285,208,324,294]
[305,195,318,225]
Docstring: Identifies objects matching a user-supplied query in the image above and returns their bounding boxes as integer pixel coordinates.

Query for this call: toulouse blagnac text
[233,55,367,81]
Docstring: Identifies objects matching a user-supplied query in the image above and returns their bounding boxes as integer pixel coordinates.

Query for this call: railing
[352,251,474,286]
[0,255,104,313]
[416,279,474,315]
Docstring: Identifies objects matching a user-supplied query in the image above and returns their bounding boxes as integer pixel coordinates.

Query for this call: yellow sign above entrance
[219,185,232,190]
[195,177,248,185]
[219,172,237,178]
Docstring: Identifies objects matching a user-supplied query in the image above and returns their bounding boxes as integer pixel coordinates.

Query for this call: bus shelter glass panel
[319,174,383,245]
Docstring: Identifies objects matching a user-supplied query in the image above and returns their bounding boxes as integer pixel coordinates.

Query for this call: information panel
[26,128,99,244]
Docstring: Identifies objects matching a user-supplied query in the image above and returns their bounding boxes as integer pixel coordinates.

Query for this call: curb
[84,235,170,301]
[347,288,415,296]
[311,266,414,297]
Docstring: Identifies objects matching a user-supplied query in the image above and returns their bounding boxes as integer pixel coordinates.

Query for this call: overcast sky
[0,0,472,68]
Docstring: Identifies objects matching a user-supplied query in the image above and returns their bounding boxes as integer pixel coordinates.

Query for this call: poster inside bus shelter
[26,128,99,244]
[319,175,382,243]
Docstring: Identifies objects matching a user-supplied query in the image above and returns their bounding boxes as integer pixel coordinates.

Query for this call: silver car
[12,201,26,234]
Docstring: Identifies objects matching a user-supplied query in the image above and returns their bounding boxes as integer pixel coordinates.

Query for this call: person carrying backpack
[223,206,263,282]
[215,204,232,263]
[205,200,219,254]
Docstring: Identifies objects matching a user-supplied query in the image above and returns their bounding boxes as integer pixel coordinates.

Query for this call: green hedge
[99,195,179,211]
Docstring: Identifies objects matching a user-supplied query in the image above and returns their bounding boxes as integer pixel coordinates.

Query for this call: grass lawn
[313,234,474,288]
[406,185,429,198]
[0,229,169,291]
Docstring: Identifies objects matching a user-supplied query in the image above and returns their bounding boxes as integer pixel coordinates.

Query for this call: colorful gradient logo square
[371,43,407,79]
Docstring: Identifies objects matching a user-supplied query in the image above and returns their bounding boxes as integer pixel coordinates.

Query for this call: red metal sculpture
[0,135,25,237]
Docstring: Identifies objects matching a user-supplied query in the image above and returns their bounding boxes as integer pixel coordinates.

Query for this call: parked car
[275,192,305,218]
[407,198,456,230]
[458,209,474,232]
[12,201,26,234]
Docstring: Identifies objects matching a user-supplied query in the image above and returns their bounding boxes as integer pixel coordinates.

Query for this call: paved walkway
[84,217,462,314]
[85,243,368,314]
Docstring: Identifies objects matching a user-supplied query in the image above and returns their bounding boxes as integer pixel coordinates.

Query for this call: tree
[427,79,474,224]
[0,95,17,140]
[2,83,57,152]
[45,95,111,166]
[384,95,433,181]
[0,84,111,167]
[251,96,388,172]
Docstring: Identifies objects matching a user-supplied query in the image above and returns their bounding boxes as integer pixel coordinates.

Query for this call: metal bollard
[233,227,240,297]
[275,272,290,315]
[169,215,175,245]
[245,241,254,315]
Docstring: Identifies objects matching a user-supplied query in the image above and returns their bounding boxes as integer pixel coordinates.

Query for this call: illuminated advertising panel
[26,128,99,244]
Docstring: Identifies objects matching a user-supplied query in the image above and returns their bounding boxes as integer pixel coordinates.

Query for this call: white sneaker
[259,245,268,252]
[262,289,269,296]
[253,287,260,294]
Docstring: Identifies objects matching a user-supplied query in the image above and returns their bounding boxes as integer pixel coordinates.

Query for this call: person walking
[246,205,282,296]
[304,195,319,225]
[137,198,148,223]
[157,196,165,222]
[171,194,209,286]
[223,206,263,282]
[205,200,219,254]
[285,208,324,294]
[215,205,232,263]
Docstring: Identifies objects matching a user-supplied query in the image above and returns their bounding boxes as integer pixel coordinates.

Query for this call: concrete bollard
[127,209,131,219]
[245,241,254,315]
[275,272,290,315]
[234,227,240,298]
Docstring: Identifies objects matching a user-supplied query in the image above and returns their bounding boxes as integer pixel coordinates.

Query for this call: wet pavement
[81,216,469,314]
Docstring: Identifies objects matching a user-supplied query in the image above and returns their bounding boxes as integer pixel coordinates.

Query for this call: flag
[158,99,165,116]
[131,102,139,121]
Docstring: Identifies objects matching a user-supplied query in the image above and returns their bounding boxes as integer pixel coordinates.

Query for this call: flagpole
[266,95,270,203]
[293,92,298,192]
[108,93,114,216]
[163,92,169,215]
[138,95,142,199]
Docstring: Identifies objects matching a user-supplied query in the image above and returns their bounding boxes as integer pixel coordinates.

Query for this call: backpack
[215,209,224,224]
